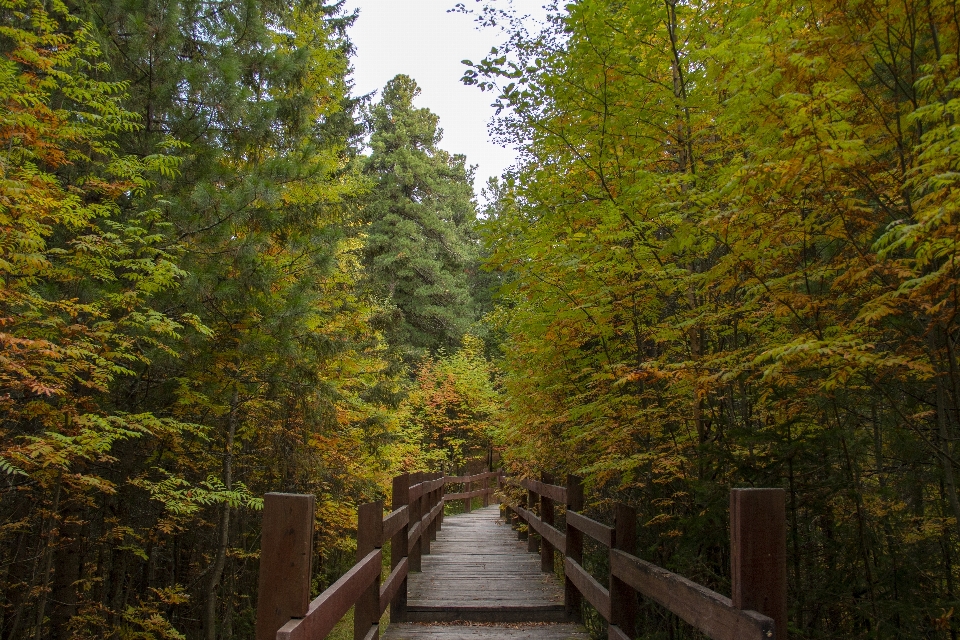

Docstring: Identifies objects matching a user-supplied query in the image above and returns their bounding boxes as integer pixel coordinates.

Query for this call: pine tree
[362,74,479,362]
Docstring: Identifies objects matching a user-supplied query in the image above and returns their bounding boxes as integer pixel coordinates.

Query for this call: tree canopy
[4,0,960,638]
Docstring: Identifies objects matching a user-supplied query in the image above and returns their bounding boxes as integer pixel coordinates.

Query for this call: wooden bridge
[253,472,787,640]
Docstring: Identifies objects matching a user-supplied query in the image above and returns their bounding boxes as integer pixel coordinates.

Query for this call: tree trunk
[205,386,239,640]
[49,500,84,640]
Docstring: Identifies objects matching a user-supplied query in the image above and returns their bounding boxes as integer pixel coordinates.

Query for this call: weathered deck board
[382,623,591,639]
[404,506,569,623]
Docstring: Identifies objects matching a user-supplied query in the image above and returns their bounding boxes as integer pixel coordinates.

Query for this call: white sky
[344,0,548,194]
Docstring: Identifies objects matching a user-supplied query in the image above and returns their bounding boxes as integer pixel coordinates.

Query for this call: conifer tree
[362,75,479,362]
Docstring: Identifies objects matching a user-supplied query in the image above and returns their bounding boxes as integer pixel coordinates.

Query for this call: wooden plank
[731,489,787,640]
[382,506,409,543]
[563,557,610,620]
[608,626,631,640]
[406,506,569,623]
[277,549,382,640]
[380,557,409,614]
[255,493,314,640]
[516,506,566,554]
[609,548,774,640]
[566,510,613,548]
[520,478,566,503]
[360,624,378,640]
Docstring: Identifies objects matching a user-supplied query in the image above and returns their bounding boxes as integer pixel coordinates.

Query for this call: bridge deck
[383,505,588,639]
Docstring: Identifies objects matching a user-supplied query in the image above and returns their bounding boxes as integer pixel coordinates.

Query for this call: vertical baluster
[390,475,409,623]
[421,472,431,556]
[565,475,584,621]
[610,503,638,638]
[527,484,538,553]
[409,472,423,572]
[731,488,788,639]
[354,502,383,640]
[540,472,555,573]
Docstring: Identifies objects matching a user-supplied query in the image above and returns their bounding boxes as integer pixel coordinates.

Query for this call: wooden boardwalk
[257,473,786,640]
[384,506,589,640]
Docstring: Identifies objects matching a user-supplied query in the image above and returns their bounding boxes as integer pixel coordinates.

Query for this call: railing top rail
[610,548,774,640]
[520,477,566,503]
[381,506,408,543]
[566,509,613,547]
[443,470,498,483]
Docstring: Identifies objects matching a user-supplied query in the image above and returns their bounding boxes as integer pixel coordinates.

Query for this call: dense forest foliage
[5,0,960,638]
[0,1,495,638]
[463,0,960,637]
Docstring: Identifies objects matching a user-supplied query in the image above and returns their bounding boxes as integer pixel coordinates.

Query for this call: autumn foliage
[466,0,960,636]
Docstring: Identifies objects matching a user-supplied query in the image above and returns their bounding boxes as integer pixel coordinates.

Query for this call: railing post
[731,488,788,639]
[482,469,490,507]
[518,490,528,541]
[565,475,584,621]
[438,473,445,531]
[409,472,423,571]
[433,473,441,539]
[527,485,538,552]
[390,474,409,623]
[611,503,638,638]
[421,474,432,556]
[255,493,315,640]
[540,472,555,573]
[354,501,383,640]
[429,473,438,541]
[464,472,472,513]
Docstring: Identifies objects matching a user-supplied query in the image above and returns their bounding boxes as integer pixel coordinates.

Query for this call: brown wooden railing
[502,474,787,640]
[254,470,786,640]
[254,469,498,640]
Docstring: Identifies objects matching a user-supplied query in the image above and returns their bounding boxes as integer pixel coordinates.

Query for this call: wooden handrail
[502,474,787,639]
[566,510,613,547]
[275,549,382,640]
[257,466,495,640]
[610,549,774,640]
[442,487,493,501]
[444,471,498,483]
[379,557,409,614]
[563,557,610,620]
[520,477,566,503]
[516,505,565,554]
[382,506,409,542]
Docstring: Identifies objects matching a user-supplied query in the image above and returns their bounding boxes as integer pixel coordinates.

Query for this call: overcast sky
[344,0,548,194]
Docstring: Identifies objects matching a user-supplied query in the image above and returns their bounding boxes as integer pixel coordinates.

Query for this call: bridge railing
[255,468,500,640]
[441,470,498,512]
[502,474,787,640]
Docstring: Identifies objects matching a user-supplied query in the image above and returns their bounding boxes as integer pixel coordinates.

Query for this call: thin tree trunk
[33,479,61,640]
[936,373,960,540]
[205,386,239,640]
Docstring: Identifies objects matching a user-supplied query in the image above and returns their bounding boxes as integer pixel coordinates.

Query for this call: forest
[2,0,960,638]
